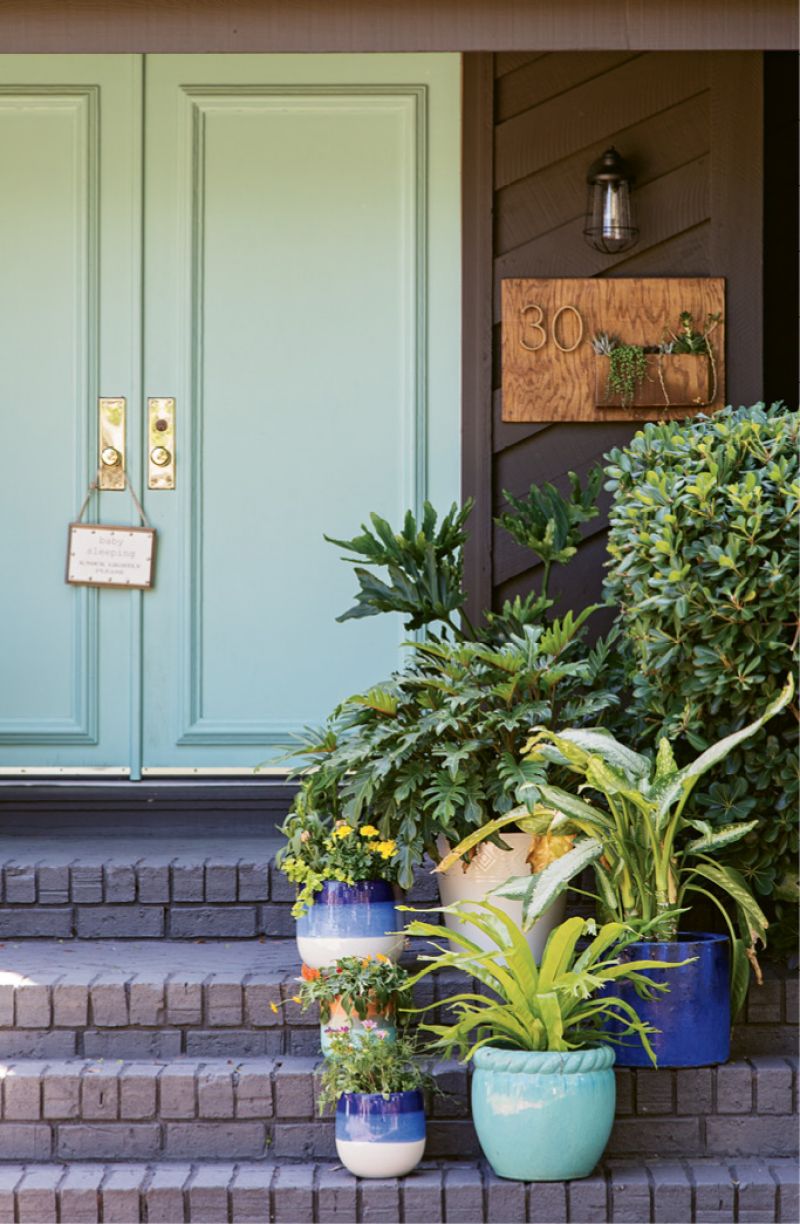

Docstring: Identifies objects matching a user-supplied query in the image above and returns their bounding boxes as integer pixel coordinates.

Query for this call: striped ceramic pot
[295,880,405,970]
[335,1089,426,1178]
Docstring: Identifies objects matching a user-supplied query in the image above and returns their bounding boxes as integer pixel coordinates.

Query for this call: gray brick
[259,904,295,937]
[650,1161,691,1223]
[186,1029,283,1058]
[689,1160,734,1221]
[528,1180,567,1222]
[166,976,205,1025]
[59,1164,104,1223]
[206,862,238,902]
[15,981,53,1028]
[90,979,128,1027]
[403,1169,443,1222]
[236,1062,274,1118]
[238,861,269,902]
[81,1064,120,1120]
[316,1166,357,1223]
[705,1116,798,1158]
[102,1166,144,1223]
[77,906,164,938]
[288,1028,322,1055]
[609,1164,651,1222]
[71,864,103,904]
[733,1160,778,1221]
[677,1066,713,1115]
[427,1119,481,1158]
[129,977,165,1025]
[207,978,243,1026]
[716,1061,753,1112]
[145,1164,192,1223]
[137,860,171,903]
[172,862,205,902]
[273,1164,314,1224]
[615,1068,634,1114]
[198,1065,235,1118]
[443,1166,483,1222]
[269,866,295,903]
[0,908,72,937]
[771,1159,800,1223]
[359,1178,400,1224]
[16,1166,62,1224]
[0,1166,20,1224]
[4,864,35,904]
[83,1029,182,1058]
[230,1164,270,1222]
[57,1122,160,1160]
[37,864,70,905]
[0,984,13,1028]
[635,1068,674,1114]
[120,1063,158,1119]
[0,1123,51,1159]
[485,1170,525,1222]
[170,906,256,938]
[608,1117,701,1156]
[784,977,798,1023]
[274,1057,316,1117]
[165,1120,267,1158]
[747,979,783,1024]
[53,976,92,1028]
[244,979,282,1028]
[272,1120,335,1159]
[104,862,136,903]
[3,1063,44,1120]
[751,1056,793,1114]
[159,1062,199,1119]
[568,1171,608,1222]
[42,1062,81,1119]
[187,1164,232,1224]
[432,1059,469,1117]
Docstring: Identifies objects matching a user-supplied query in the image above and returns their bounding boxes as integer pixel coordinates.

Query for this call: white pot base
[335,1137,426,1178]
[296,933,405,970]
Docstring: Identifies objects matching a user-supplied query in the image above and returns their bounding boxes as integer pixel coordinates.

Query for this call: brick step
[0,1054,797,1164]
[0,1158,797,1223]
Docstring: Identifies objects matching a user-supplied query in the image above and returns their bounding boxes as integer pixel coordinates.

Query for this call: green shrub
[604,403,799,948]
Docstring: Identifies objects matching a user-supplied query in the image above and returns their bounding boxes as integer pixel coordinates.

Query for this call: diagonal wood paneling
[495,51,639,123]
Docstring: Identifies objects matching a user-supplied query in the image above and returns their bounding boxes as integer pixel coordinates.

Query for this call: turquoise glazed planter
[471,1045,616,1182]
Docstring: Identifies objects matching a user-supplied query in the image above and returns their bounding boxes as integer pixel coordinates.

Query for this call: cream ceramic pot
[435,833,565,959]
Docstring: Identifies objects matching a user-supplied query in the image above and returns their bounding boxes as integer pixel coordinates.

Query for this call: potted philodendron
[402,901,685,1182]
[277,795,404,969]
[454,678,794,1067]
[319,1028,428,1178]
[294,955,411,1053]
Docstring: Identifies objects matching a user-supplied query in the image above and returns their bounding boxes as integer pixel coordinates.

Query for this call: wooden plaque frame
[66,523,157,589]
[501,277,726,423]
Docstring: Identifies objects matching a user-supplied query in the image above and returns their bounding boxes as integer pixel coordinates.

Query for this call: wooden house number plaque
[501,277,725,423]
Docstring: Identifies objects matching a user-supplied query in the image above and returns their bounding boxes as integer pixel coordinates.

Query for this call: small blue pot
[609,931,730,1067]
[335,1089,426,1178]
[296,879,404,970]
[471,1045,616,1182]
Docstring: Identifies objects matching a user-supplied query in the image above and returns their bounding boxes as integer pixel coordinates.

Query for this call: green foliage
[317,1029,426,1110]
[283,619,619,891]
[604,403,800,948]
[502,680,793,1018]
[606,344,648,407]
[294,956,411,1025]
[667,310,722,355]
[402,904,689,1065]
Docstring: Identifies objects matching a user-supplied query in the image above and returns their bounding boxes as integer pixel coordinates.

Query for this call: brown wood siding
[463,51,765,617]
[0,1,796,53]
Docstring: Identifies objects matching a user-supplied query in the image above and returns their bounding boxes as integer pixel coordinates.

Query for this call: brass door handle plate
[98,398,126,489]
[147,398,175,489]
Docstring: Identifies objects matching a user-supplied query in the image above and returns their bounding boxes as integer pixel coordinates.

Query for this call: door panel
[141,55,460,770]
[0,57,141,772]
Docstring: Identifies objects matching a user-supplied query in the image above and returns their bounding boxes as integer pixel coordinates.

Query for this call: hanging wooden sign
[66,524,156,589]
[501,277,725,423]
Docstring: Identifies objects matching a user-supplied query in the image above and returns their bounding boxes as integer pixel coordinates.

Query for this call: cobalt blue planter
[610,931,730,1067]
[335,1089,426,1178]
[471,1045,616,1182]
[295,879,404,970]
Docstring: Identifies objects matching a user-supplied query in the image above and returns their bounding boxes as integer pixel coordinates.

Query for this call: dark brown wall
[463,51,765,621]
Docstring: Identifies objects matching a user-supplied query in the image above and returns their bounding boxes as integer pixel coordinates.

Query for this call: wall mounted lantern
[583,147,639,255]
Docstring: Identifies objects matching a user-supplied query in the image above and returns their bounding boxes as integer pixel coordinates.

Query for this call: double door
[0,55,460,775]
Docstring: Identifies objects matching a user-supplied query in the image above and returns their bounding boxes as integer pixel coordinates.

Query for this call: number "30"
[520,303,584,353]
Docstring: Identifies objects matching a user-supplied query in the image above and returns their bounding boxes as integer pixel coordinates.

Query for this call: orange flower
[375,953,389,963]
[301,964,320,981]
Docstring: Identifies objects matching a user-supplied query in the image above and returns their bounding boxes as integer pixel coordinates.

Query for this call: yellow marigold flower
[376,953,389,963]
[334,825,354,839]
[359,825,380,838]
[375,840,397,859]
[270,1002,279,1014]
[361,957,371,966]
[292,995,302,1005]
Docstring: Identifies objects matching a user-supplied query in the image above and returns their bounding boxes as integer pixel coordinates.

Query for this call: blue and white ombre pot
[471,1046,616,1182]
[335,1089,426,1178]
[296,880,405,970]
[609,932,730,1067]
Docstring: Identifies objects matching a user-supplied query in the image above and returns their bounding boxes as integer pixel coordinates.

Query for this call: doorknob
[148,398,176,489]
[98,398,126,490]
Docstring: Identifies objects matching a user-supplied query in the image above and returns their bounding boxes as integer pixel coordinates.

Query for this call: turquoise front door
[0,54,461,776]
